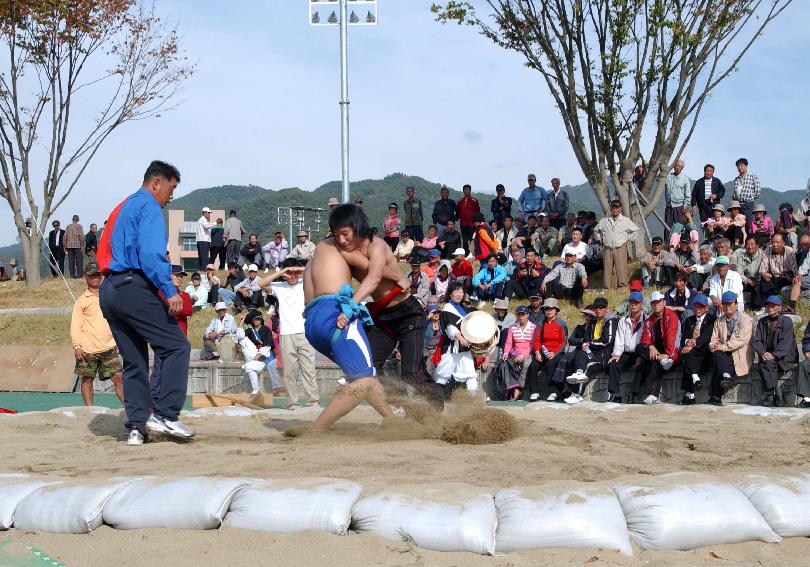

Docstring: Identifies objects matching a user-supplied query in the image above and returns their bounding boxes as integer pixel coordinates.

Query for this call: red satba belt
[367,285,405,319]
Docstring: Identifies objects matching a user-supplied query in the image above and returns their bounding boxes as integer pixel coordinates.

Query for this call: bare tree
[0,0,193,286]
[432,0,792,242]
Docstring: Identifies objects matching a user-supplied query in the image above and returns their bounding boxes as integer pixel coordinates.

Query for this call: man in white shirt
[708,256,744,314]
[202,302,237,360]
[560,226,592,263]
[260,258,319,408]
[605,291,646,403]
[196,206,216,271]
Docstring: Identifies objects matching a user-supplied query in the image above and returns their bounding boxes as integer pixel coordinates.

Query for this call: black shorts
[366,295,425,379]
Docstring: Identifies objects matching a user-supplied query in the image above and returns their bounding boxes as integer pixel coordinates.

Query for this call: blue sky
[2,0,808,245]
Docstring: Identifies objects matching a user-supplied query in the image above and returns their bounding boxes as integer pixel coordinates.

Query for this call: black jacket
[211,226,224,248]
[490,196,513,225]
[84,231,97,254]
[691,177,726,221]
[48,229,65,252]
[240,241,262,261]
[753,315,799,371]
[432,198,458,225]
[438,230,462,259]
[681,312,717,352]
[246,325,274,352]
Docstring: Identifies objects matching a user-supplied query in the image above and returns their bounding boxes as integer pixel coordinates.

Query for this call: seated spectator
[204,264,220,304]
[707,291,754,406]
[607,291,647,403]
[642,236,669,288]
[775,202,799,248]
[289,230,316,262]
[423,305,443,379]
[560,226,592,266]
[541,251,588,307]
[240,233,264,270]
[712,237,736,269]
[562,296,616,404]
[734,236,762,303]
[201,302,238,360]
[708,255,743,314]
[495,215,518,253]
[615,279,652,316]
[524,293,544,326]
[526,299,567,402]
[786,247,810,315]
[557,212,577,248]
[633,291,681,405]
[797,233,810,269]
[664,271,694,323]
[185,272,208,311]
[725,201,747,247]
[793,320,810,408]
[450,247,473,292]
[492,298,516,350]
[431,259,455,303]
[422,249,442,283]
[685,245,715,291]
[703,203,729,240]
[533,214,559,258]
[233,264,265,313]
[749,204,774,248]
[418,224,439,254]
[678,294,716,405]
[0,264,7,282]
[394,231,415,261]
[757,234,796,309]
[503,248,523,279]
[501,305,537,401]
[217,262,245,307]
[241,310,282,392]
[664,233,698,280]
[472,212,501,262]
[512,216,529,250]
[437,220,462,259]
[262,231,288,270]
[407,257,430,307]
[669,209,701,249]
[471,254,508,308]
[752,295,798,406]
[506,248,547,300]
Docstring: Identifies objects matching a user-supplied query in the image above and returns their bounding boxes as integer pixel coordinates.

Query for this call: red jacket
[159,289,194,336]
[451,259,473,279]
[533,320,566,355]
[640,308,681,361]
[457,196,481,227]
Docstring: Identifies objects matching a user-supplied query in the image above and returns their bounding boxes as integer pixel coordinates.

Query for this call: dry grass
[0,278,86,308]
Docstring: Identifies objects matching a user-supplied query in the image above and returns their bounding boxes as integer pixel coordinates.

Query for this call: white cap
[202,206,212,213]
[214,301,227,310]
[248,264,259,272]
[650,291,665,302]
[453,247,466,256]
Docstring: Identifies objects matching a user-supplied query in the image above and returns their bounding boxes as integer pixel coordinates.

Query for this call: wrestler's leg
[312,377,391,429]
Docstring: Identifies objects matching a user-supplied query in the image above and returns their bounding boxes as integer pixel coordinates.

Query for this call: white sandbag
[224,478,361,535]
[614,473,780,550]
[495,483,632,555]
[0,475,64,530]
[351,484,496,555]
[736,472,810,537]
[14,478,134,533]
[103,476,249,530]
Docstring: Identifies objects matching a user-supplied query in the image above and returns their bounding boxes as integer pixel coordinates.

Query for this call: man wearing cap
[233,264,265,312]
[437,219,462,259]
[196,207,216,271]
[223,209,246,266]
[495,215,518,253]
[450,246,473,292]
[394,231,415,262]
[533,214,559,258]
[678,294,716,404]
[614,280,652,316]
[757,234,796,309]
[422,249,442,283]
[753,295,798,406]
[664,232,698,280]
[692,164,725,223]
[663,160,691,240]
[185,272,208,311]
[594,200,639,289]
[541,251,588,307]
[518,174,547,220]
[490,184,512,229]
[71,261,125,406]
[792,320,810,408]
[407,257,431,307]
[289,230,316,262]
[607,291,648,403]
[202,301,238,360]
[708,291,754,405]
[456,184,480,254]
[633,291,681,405]
[432,185,458,240]
[402,186,424,243]
[472,254,507,308]
[564,297,617,404]
[732,157,761,224]
[708,255,744,314]
[642,236,670,288]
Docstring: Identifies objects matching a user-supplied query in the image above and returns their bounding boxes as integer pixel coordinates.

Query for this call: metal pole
[339,0,350,204]
[289,207,293,247]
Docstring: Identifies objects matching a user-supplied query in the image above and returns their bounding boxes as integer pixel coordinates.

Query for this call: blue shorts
[304,298,376,382]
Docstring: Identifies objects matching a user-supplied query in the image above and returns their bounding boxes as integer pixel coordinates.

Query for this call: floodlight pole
[339,0,350,205]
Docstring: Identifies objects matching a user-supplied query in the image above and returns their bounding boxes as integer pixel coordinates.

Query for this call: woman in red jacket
[526,298,567,401]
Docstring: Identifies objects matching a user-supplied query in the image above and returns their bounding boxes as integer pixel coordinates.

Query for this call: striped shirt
[760,246,797,278]
[543,262,586,288]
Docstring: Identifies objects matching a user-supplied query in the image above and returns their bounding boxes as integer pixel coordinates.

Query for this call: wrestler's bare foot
[312,377,391,430]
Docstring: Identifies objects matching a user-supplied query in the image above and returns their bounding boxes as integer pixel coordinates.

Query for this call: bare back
[303,239,353,303]
[340,237,410,306]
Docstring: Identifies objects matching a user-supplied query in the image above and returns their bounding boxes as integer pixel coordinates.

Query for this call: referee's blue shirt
[104,187,176,298]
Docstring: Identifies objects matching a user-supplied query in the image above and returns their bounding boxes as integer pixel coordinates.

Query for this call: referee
[97,161,194,446]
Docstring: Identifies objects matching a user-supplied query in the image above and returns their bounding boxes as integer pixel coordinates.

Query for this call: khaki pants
[280,333,319,405]
[603,244,629,288]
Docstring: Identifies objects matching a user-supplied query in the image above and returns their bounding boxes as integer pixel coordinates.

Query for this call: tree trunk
[21,233,43,288]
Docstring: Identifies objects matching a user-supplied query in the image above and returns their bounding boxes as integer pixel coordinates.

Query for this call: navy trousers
[100,272,190,433]
[196,241,210,271]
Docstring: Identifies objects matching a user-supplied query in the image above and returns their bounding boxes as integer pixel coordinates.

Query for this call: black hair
[281,257,302,269]
[572,226,582,233]
[462,184,472,190]
[447,281,465,296]
[504,215,513,221]
[229,210,236,216]
[779,202,793,213]
[143,160,181,183]
[329,204,372,240]
[495,184,505,191]
[487,254,498,262]
[704,163,715,171]
[249,233,257,238]
[735,157,748,166]
[745,235,758,244]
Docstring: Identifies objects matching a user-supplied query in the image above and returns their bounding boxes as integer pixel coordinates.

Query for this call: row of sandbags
[1,471,809,556]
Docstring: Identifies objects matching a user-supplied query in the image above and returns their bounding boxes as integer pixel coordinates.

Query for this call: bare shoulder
[368,237,392,258]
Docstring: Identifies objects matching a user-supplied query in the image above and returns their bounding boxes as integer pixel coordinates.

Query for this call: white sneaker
[546,392,557,402]
[477,300,487,310]
[566,371,589,384]
[146,414,196,438]
[336,377,347,386]
[529,393,540,401]
[643,395,659,405]
[264,268,269,273]
[127,429,145,446]
[565,393,583,404]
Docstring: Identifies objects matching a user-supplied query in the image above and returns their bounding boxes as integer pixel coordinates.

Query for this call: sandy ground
[2,402,810,566]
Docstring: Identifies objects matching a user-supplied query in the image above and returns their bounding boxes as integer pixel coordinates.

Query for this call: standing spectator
[217,262,245,306]
[752,296,798,406]
[47,220,66,278]
[499,305,536,400]
[734,236,762,302]
[223,209,246,265]
[507,248,547,300]
[196,206,216,271]
[457,184,480,254]
[606,291,647,403]
[594,199,639,289]
[708,255,744,314]
[64,215,85,278]
[732,157,761,223]
[262,231,288,270]
[633,291,681,405]
[678,294,716,404]
[691,164,725,222]
[289,230,316,262]
[450,247,474,293]
[793,320,810,408]
[663,160,691,240]
[437,219,462,259]
[84,223,98,261]
[642,236,670,288]
[471,212,500,262]
[707,291,754,406]
[518,173,547,219]
[472,254,507,308]
[558,212,578,248]
[209,218,226,269]
[546,178,569,229]
[757,234,796,308]
[394,231,415,262]
[201,302,238,360]
[261,260,320,408]
[432,186,457,239]
[541,251,588,307]
[495,215,518,253]
[327,197,339,212]
[748,204,774,248]
[403,186,424,242]
[490,184,512,228]
[383,203,401,251]
[239,233,264,269]
[407,257,431,307]
[70,261,124,406]
[233,264,265,312]
[533,214,559,258]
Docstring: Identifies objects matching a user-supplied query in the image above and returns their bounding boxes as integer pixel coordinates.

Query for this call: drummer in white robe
[435,281,479,392]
